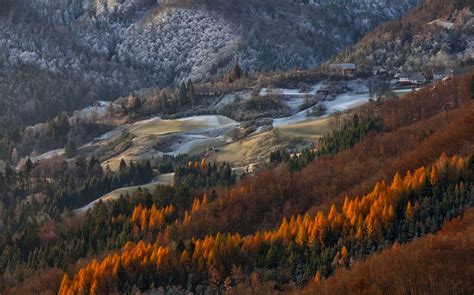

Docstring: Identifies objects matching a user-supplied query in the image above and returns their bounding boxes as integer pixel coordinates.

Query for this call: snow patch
[176,115,237,127]
[323,93,371,114]
[272,80,370,127]
[29,148,65,162]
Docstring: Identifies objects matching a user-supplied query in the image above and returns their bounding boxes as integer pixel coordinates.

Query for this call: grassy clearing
[100,173,174,200]
[217,132,275,165]
[130,120,207,137]
[218,117,331,166]
[101,115,331,169]
[75,173,175,214]
[183,137,230,156]
[101,137,156,170]
[102,116,239,170]
[278,117,332,140]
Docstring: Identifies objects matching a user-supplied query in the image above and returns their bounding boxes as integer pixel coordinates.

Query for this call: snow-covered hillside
[117,8,240,83]
[0,0,420,128]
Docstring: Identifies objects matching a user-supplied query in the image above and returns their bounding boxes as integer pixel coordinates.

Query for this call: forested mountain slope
[333,0,474,72]
[1,68,472,294]
[291,207,474,295]
[0,0,419,128]
[59,154,473,294]
[2,1,474,293]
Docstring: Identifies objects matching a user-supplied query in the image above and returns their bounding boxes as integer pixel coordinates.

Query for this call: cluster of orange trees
[128,204,175,233]
[59,154,471,294]
[301,207,474,295]
[10,71,472,294]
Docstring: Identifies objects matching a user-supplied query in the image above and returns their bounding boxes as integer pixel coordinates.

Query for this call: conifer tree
[179,82,188,106]
[25,158,33,173]
[119,159,127,174]
[186,79,195,105]
[231,63,243,81]
[65,136,77,158]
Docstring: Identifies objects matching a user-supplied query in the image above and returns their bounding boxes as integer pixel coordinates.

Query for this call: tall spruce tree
[65,136,77,158]
[186,79,195,105]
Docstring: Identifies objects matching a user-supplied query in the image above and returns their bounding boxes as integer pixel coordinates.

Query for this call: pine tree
[65,136,77,158]
[186,79,195,105]
[231,63,243,81]
[119,159,127,173]
[179,82,188,107]
[25,158,33,173]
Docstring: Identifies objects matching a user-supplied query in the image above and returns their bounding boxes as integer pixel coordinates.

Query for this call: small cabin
[396,72,426,86]
[330,63,356,76]
[433,69,454,82]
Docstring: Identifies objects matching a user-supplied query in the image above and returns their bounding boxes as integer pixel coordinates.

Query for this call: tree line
[59,154,473,293]
[174,159,235,188]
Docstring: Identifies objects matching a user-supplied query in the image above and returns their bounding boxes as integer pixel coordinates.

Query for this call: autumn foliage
[298,207,474,295]
[129,203,175,234]
[165,72,474,245]
[7,71,473,294]
[59,154,471,294]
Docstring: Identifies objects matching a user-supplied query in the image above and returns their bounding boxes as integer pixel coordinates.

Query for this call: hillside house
[330,63,356,76]
[396,72,426,86]
[433,68,454,82]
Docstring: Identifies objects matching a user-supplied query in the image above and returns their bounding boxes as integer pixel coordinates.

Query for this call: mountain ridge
[0,0,420,128]
[332,0,473,72]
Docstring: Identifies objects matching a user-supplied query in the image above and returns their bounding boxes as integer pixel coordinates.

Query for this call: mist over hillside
[0,0,419,128]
